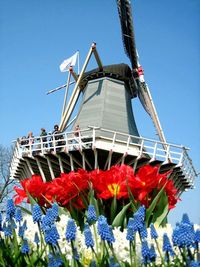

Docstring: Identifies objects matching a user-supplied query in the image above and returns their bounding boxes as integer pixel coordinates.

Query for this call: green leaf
[26,191,38,206]
[16,205,32,215]
[153,192,169,227]
[126,184,137,212]
[110,196,117,222]
[112,203,131,227]
[146,182,167,226]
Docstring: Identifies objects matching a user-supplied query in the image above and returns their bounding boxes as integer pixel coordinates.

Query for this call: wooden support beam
[60,43,95,131]
[81,152,86,170]
[92,43,103,70]
[70,67,78,81]
[57,155,64,173]
[69,154,74,171]
[25,159,34,175]
[93,149,98,169]
[61,71,72,119]
[46,156,55,180]
[35,158,46,182]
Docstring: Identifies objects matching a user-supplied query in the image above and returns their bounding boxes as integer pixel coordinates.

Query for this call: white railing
[14,128,93,156]
[10,127,197,185]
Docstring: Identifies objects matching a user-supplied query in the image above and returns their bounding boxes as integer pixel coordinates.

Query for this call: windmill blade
[116,0,167,144]
[116,0,138,69]
[138,79,167,144]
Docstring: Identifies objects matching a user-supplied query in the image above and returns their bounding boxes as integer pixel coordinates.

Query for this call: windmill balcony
[10,127,197,195]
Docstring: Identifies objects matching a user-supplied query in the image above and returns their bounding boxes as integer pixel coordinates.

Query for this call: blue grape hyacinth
[97,215,114,243]
[34,232,40,245]
[87,204,97,224]
[41,209,55,231]
[163,233,175,257]
[32,204,42,223]
[132,206,145,231]
[0,212,2,231]
[44,224,60,246]
[65,219,77,242]
[141,240,150,264]
[6,199,15,221]
[18,225,25,238]
[126,217,136,242]
[149,244,157,262]
[84,224,94,248]
[48,253,63,267]
[193,229,200,250]
[150,223,158,240]
[14,207,23,223]
[172,221,195,248]
[139,224,148,240]
[109,256,120,267]
[189,261,199,267]
[21,238,30,254]
[3,223,12,237]
[51,203,59,220]
[181,213,192,225]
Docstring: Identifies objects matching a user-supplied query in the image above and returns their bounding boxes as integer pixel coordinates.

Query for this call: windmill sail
[116,0,167,144]
[116,0,138,69]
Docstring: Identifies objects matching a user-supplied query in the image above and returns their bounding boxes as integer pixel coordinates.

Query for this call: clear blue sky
[1,0,200,225]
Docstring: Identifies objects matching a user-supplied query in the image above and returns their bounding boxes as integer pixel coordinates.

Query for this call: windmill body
[9,1,197,197]
[73,64,139,140]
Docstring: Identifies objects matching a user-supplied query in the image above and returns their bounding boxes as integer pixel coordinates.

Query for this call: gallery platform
[10,127,197,195]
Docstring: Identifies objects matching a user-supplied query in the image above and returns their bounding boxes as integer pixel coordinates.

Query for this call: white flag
[59,51,78,72]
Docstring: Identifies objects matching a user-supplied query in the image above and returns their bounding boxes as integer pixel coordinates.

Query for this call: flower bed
[1,164,199,266]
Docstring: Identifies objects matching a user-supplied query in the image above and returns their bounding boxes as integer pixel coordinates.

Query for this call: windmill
[10,1,197,196]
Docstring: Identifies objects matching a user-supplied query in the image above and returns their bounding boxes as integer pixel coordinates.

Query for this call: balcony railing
[10,127,197,187]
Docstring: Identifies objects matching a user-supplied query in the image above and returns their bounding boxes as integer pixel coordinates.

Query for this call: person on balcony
[26,131,34,152]
[40,128,48,148]
[52,124,64,150]
[74,125,81,138]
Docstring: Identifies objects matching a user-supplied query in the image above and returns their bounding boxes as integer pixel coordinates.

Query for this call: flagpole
[77,51,80,75]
